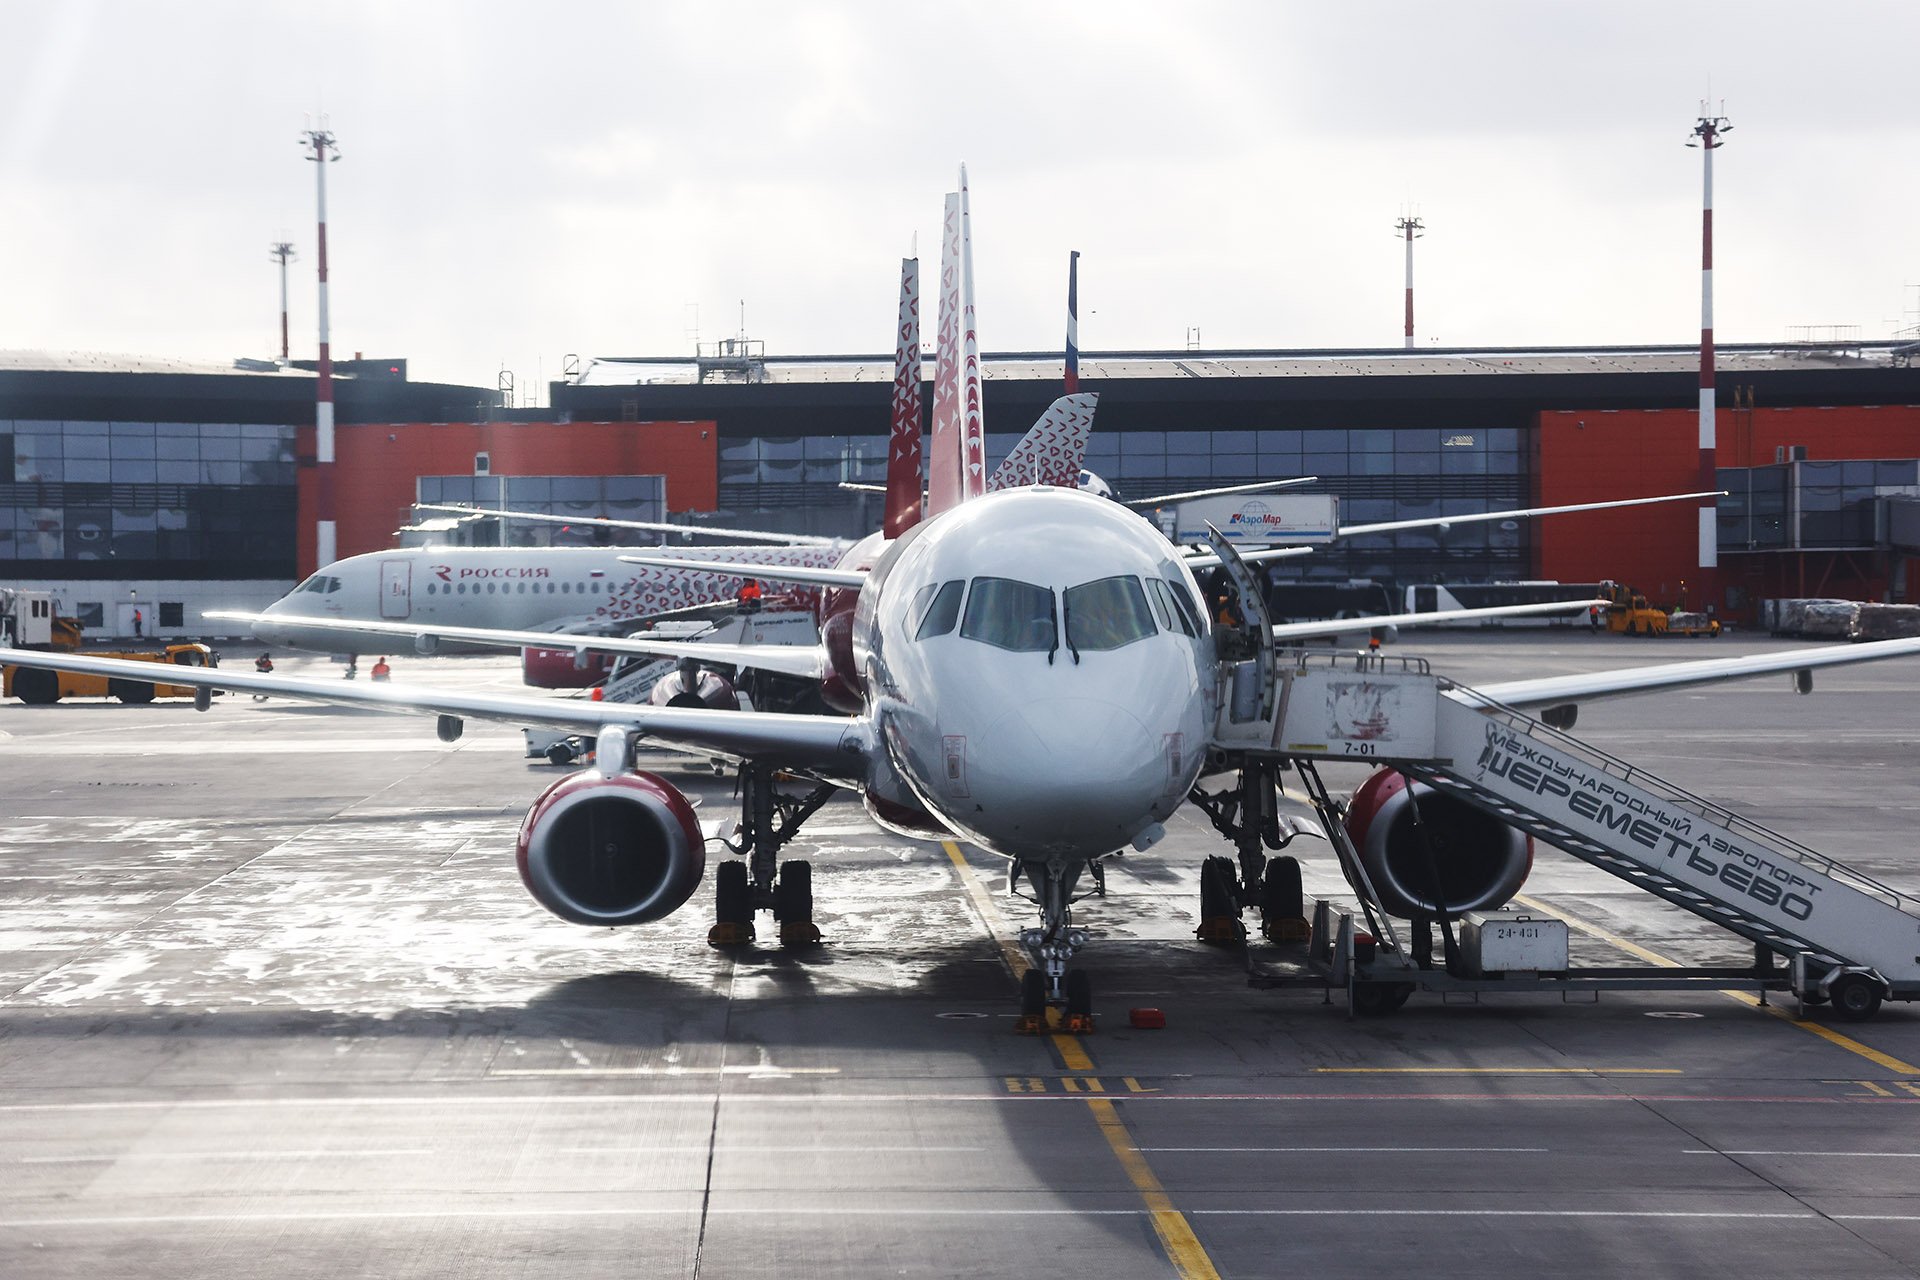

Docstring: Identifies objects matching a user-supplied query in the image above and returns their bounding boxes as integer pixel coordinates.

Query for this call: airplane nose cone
[969,698,1165,855]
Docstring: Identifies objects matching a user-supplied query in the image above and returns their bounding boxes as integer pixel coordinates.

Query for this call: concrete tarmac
[3,631,1919,1279]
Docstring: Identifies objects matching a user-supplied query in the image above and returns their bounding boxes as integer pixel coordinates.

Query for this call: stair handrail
[1442,681,1920,915]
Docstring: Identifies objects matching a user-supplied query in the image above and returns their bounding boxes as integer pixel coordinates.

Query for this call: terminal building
[4,341,1918,636]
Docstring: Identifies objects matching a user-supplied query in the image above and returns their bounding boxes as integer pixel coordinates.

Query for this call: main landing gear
[709,762,836,948]
[1187,759,1312,945]
[1013,857,1098,1034]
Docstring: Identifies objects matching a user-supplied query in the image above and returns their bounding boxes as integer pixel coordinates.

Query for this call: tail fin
[1064,250,1080,394]
[987,393,1098,492]
[958,171,986,501]
[882,257,923,539]
[926,190,964,517]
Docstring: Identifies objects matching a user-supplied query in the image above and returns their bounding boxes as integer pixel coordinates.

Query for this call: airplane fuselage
[254,544,847,654]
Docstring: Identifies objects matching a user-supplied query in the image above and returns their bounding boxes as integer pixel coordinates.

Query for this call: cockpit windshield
[1063,576,1156,652]
[296,574,342,595]
[1152,576,1204,637]
[959,577,1056,653]
[914,580,965,639]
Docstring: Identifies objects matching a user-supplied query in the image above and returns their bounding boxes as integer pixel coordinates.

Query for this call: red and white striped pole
[270,241,295,361]
[1688,106,1730,608]
[1395,215,1423,349]
[302,126,340,570]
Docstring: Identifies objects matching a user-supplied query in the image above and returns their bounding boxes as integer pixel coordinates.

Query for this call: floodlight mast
[1395,214,1424,349]
[270,241,296,361]
[1688,103,1732,607]
[301,123,341,572]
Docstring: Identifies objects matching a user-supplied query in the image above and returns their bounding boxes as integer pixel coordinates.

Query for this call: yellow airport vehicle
[5,643,220,704]
[1594,579,1720,638]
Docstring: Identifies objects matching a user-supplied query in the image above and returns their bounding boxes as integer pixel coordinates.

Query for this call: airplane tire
[1064,970,1092,1018]
[1829,973,1883,1022]
[1199,856,1236,919]
[774,860,813,924]
[715,861,753,925]
[1261,856,1304,921]
[13,668,59,705]
[1020,969,1047,1016]
[544,742,576,766]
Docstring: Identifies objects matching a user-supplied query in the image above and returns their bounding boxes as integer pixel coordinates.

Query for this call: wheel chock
[1195,916,1246,943]
[707,921,755,947]
[779,921,822,946]
[1013,1013,1047,1035]
[1063,1013,1095,1034]
[1263,916,1311,944]
[1128,1007,1166,1030]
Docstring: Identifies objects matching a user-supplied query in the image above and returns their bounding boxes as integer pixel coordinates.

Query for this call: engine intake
[516,770,705,926]
[1342,768,1532,919]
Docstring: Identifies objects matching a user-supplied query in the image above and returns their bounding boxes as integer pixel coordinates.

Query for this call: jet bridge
[1219,650,1920,1019]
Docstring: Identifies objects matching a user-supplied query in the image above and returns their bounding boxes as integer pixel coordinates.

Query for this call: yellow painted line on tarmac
[942,840,1223,1279]
[1511,892,1920,1077]
[1316,1067,1680,1075]
[942,841,1031,978]
[1087,1098,1223,1280]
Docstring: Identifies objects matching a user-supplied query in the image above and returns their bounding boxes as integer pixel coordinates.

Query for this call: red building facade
[1535,403,1920,617]
[294,420,718,574]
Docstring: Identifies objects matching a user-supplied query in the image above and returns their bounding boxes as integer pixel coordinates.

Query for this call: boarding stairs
[1219,651,1920,1005]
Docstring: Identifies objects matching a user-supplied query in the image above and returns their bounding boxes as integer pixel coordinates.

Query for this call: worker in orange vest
[371,656,392,682]
[738,578,763,614]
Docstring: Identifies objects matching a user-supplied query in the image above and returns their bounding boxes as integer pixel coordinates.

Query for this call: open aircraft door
[1203,524,1279,750]
[380,561,412,620]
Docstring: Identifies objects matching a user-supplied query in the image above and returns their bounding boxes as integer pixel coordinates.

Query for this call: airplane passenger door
[380,561,412,619]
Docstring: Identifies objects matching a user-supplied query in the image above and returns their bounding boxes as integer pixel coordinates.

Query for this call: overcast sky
[3,1,1916,399]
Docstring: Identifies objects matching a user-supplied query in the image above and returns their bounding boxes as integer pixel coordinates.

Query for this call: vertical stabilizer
[926,192,964,516]
[986,393,1099,491]
[883,257,924,538]
[958,168,987,501]
[1065,250,1080,393]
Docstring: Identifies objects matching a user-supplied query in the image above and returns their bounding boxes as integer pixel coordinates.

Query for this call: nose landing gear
[1014,857,1096,1033]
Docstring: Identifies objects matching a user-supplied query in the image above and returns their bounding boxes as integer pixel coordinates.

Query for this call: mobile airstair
[1227,651,1920,1019]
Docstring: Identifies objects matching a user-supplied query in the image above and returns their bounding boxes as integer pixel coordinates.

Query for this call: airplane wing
[1459,635,1920,711]
[617,555,868,589]
[1181,491,1725,570]
[1128,477,1319,507]
[0,647,867,771]
[1337,490,1724,538]
[413,503,840,547]
[1269,598,1604,641]
[203,611,829,679]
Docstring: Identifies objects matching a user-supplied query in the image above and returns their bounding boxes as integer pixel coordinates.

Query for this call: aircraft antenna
[269,241,296,361]
[300,118,342,572]
[1394,213,1424,349]
[1687,99,1732,610]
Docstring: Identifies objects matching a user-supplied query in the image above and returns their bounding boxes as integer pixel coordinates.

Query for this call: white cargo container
[1460,908,1569,975]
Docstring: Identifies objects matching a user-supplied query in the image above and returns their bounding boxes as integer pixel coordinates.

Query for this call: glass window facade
[1719,459,1919,551]
[712,423,1529,587]
[417,474,667,546]
[1,420,296,578]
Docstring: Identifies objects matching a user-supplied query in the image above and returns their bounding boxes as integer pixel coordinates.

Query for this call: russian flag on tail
[1065,250,1080,394]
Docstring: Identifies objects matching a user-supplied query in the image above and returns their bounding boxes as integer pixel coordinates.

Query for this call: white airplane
[216,249,1100,682]
[16,171,1920,1024]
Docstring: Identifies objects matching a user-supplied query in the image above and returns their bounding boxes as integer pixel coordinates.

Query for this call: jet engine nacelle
[1342,768,1532,919]
[515,769,705,926]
